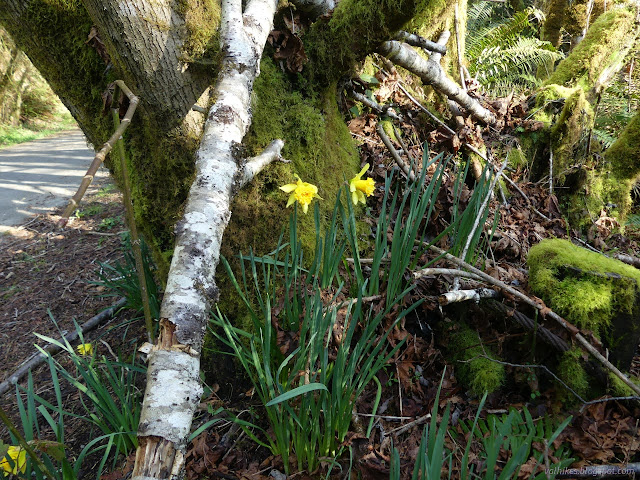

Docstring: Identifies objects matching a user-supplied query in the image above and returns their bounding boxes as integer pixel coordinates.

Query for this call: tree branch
[378,40,496,125]
[58,80,139,225]
[395,30,447,54]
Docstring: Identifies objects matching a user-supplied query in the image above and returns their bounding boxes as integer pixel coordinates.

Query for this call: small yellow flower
[349,164,376,205]
[76,343,93,356]
[1,446,27,475]
[279,175,322,214]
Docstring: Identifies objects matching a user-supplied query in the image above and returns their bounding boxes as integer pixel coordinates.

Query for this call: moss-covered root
[543,7,636,95]
[527,238,640,335]
[448,322,505,397]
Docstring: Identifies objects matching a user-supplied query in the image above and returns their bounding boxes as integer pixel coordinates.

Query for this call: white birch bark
[379,40,496,125]
[132,1,281,478]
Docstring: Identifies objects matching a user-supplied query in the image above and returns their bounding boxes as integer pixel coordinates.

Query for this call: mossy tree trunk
[1,0,463,476]
[524,4,639,228]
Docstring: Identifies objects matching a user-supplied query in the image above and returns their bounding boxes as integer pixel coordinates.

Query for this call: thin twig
[388,413,432,436]
[348,89,401,120]
[376,124,416,181]
[579,396,640,412]
[111,87,154,342]
[414,267,485,282]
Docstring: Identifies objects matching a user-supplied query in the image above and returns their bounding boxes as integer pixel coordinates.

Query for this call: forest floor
[1,117,640,478]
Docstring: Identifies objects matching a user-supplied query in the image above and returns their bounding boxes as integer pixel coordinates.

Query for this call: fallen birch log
[378,40,496,125]
[132,1,282,478]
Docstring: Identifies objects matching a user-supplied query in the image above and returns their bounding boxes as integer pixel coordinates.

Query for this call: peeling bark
[132,1,281,478]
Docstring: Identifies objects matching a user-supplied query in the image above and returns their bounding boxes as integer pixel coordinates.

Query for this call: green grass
[0,113,78,149]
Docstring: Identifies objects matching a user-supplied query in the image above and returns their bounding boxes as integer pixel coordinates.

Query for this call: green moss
[604,112,640,181]
[541,0,569,46]
[303,0,444,86]
[549,87,594,182]
[527,239,640,335]
[544,8,635,93]
[557,347,589,400]
[607,372,640,397]
[506,146,528,170]
[213,56,360,324]
[176,0,221,65]
[448,322,505,396]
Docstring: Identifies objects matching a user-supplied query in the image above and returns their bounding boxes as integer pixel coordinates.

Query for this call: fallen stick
[376,123,416,181]
[423,245,640,396]
[0,298,127,397]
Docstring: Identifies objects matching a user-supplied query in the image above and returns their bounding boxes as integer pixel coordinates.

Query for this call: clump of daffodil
[349,163,375,205]
[280,175,322,214]
[76,343,93,356]
[1,446,27,475]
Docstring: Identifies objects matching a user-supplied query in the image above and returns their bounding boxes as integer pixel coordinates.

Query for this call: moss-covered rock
[528,238,640,368]
[447,322,505,396]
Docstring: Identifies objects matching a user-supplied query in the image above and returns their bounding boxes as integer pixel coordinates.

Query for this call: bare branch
[238,139,285,188]
[376,123,416,181]
[0,298,127,397]
[395,30,447,55]
[378,40,496,125]
[59,80,139,225]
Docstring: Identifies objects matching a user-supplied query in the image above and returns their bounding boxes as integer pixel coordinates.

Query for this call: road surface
[0,129,108,232]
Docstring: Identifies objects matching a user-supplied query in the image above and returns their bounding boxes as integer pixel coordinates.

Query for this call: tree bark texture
[82,0,211,125]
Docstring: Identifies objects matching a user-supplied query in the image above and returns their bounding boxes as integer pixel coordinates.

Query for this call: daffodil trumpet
[280,175,322,214]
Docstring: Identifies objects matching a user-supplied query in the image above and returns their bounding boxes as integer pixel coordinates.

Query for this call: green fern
[466,5,563,96]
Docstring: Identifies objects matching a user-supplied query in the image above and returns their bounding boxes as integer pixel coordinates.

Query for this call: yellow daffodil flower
[279,175,322,214]
[349,164,375,205]
[76,343,93,356]
[1,446,26,475]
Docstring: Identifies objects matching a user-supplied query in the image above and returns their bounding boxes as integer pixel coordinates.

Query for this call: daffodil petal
[302,203,309,214]
[352,191,359,205]
[286,194,296,208]
[358,163,369,177]
[357,191,366,204]
[280,183,297,193]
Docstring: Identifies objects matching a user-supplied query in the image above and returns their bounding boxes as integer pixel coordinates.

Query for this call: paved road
[0,130,107,232]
